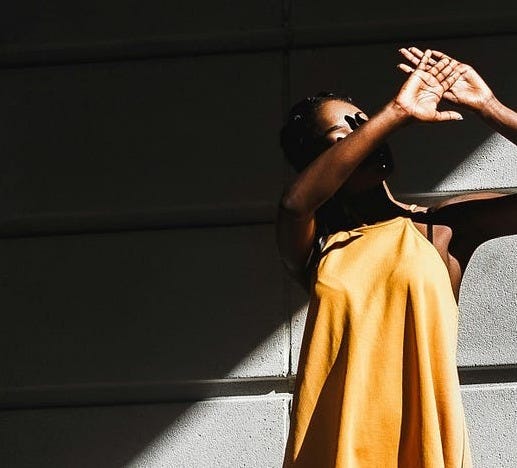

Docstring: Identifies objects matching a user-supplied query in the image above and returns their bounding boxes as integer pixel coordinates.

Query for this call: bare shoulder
[431,191,509,212]
[427,190,517,267]
[428,191,516,228]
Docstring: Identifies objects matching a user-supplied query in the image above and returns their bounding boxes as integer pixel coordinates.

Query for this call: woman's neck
[337,182,409,227]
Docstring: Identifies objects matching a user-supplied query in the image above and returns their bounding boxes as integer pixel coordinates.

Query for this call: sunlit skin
[314,100,394,193]
[399,47,517,144]
[277,48,517,299]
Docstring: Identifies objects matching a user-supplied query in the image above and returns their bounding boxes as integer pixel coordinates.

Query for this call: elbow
[280,190,313,219]
[280,191,301,214]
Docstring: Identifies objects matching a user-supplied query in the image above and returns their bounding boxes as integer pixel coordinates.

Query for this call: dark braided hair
[280,92,359,238]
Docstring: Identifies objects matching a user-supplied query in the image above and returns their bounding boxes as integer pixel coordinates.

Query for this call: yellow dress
[283,217,471,468]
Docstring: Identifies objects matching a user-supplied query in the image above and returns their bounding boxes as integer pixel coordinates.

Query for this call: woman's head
[280,92,394,234]
[280,92,393,190]
[280,92,359,172]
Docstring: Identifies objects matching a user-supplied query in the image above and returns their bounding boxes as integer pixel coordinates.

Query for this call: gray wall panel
[1,3,516,466]
[0,1,281,48]
[1,225,287,395]
[292,0,517,29]
[0,53,283,225]
[463,384,517,467]
[458,236,517,367]
[0,395,290,468]
[290,36,517,194]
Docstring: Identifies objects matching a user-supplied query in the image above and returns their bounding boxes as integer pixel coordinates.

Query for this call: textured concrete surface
[291,0,517,29]
[0,395,290,468]
[288,278,310,374]
[1,1,280,49]
[0,52,283,219]
[290,35,517,194]
[433,133,517,191]
[1,5,516,468]
[458,236,517,366]
[463,383,517,468]
[0,225,288,391]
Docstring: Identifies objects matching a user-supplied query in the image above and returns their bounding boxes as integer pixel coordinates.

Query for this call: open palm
[399,48,494,111]
[395,50,463,122]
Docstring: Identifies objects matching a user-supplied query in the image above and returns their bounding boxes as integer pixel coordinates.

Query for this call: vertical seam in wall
[281,0,294,379]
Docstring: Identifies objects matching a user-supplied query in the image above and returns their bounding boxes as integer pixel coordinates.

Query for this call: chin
[340,174,386,194]
[341,144,395,193]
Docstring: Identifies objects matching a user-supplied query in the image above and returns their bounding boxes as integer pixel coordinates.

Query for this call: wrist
[385,99,413,128]
[476,94,500,118]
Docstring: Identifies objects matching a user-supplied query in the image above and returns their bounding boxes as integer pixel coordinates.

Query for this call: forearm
[478,96,517,145]
[280,100,409,217]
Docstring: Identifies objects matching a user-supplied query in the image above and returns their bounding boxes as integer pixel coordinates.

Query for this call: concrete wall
[1,2,516,467]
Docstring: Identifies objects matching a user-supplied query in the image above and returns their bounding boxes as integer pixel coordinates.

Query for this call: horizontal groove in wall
[396,188,517,206]
[2,189,516,239]
[0,377,296,411]
[292,16,517,49]
[459,365,517,385]
[2,365,515,411]
[0,15,516,68]
[0,202,276,239]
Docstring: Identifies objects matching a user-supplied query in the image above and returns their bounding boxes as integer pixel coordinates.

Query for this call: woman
[277,48,517,467]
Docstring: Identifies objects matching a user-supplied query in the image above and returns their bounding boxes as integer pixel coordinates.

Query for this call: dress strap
[426,223,434,244]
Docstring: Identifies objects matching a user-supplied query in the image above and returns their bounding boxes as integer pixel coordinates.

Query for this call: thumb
[434,110,463,122]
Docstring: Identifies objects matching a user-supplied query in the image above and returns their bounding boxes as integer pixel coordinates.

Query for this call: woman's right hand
[399,47,517,144]
[394,49,464,122]
[398,47,495,113]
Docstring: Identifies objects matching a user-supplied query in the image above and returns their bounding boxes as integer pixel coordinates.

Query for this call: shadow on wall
[0,224,295,467]
[1,35,517,467]
[389,122,517,193]
[289,36,517,194]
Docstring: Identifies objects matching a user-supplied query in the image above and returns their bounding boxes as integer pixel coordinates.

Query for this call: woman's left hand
[394,49,463,122]
[398,47,495,113]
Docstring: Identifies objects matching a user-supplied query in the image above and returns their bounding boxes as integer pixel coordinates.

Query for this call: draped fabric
[283,217,471,468]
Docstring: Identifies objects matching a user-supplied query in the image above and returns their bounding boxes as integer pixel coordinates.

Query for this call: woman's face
[315,99,394,193]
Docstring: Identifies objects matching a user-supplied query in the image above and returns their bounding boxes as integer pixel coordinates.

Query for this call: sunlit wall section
[289,33,517,468]
[1,1,516,467]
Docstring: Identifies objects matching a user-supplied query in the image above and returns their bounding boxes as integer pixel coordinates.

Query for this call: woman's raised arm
[277,51,463,279]
[399,47,517,144]
[276,100,409,282]
[399,47,517,263]
[479,98,517,145]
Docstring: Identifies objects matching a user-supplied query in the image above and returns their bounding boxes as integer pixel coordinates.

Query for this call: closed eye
[323,124,346,136]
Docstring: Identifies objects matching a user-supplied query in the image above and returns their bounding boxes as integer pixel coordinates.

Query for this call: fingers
[397,50,456,77]
[399,47,437,68]
[397,63,414,74]
[428,56,454,82]
[428,49,447,61]
[398,48,420,68]
[418,52,462,90]
[416,49,432,70]
[441,70,462,92]
[399,47,457,69]
[434,110,463,122]
[427,56,449,77]
[443,90,459,103]
[409,47,438,66]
